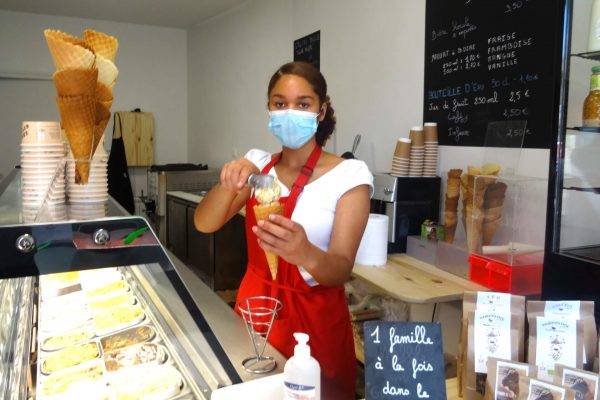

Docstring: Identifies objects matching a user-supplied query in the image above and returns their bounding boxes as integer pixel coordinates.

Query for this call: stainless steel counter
[166,248,286,382]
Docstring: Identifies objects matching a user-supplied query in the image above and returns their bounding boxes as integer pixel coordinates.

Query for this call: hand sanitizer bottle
[283,332,320,399]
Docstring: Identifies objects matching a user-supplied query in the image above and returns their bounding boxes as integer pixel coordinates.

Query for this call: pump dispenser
[283,332,320,399]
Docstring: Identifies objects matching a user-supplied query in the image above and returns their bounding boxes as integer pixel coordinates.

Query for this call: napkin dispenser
[370,173,441,253]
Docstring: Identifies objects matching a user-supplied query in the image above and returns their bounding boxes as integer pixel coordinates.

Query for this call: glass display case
[543,0,600,316]
[0,168,283,399]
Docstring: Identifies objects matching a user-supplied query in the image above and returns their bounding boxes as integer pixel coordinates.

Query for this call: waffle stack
[44,29,118,184]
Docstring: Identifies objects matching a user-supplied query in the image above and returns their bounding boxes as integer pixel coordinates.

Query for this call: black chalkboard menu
[423,0,563,148]
[364,321,446,400]
[294,31,320,70]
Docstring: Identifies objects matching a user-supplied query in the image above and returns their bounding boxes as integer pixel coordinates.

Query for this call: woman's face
[268,74,326,122]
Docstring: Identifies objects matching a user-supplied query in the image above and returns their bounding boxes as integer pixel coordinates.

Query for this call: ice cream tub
[99,325,156,353]
[40,305,92,333]
[93,304,145,337]
[38,359,106,399]
[107,364,185,400]
[88,291,135,312]
[41,340,101,375]
[40,325,95,352]
[103,342,168,372]
[85,279,129,299]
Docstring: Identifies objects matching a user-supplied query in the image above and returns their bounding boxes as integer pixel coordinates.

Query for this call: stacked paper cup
[408,126,425,177]
[423,123,439,177]
[20,121,67,222]
[67,137,108,220]
[391,138,411,177]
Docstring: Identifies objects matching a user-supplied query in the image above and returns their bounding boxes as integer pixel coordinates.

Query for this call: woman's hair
[268,61,336,147]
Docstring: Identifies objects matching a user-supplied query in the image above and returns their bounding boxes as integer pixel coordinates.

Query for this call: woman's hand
[252,214,314,267]
[220,157,259,193]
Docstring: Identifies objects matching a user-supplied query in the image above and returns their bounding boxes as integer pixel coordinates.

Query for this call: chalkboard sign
[423,0,563,148]
[364,321,446,400]
[294,31,320,70]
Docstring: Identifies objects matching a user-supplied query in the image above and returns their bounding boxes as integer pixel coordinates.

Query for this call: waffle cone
[93,118,110,156]
[482,217,501,246]
[95,55,119,87]
[83,29,119,62]
[56,95,96,184]
[466,208,484,253]
[53,68,98,97]
[445,195,459,212]
[254,202,284,280]
[96,82,113,102]
[444,211,458,244]
[44,30,95,70]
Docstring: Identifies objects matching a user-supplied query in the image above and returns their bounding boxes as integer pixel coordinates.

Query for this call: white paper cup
[22,121,61,144]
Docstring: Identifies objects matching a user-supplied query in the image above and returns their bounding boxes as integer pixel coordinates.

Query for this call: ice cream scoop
[248,173,275,189]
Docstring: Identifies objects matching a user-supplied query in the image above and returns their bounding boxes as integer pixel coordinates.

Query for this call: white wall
[188,0,426,172]
[0,9,188,209]
[187,0,551,230]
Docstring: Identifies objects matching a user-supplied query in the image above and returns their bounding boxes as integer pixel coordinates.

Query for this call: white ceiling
[0,0,247,28]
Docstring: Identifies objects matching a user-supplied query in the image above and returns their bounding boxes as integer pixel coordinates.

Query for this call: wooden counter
[352,253,486,304]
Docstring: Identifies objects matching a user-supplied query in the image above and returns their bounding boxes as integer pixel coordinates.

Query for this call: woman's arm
[194,157,259,233]
[253,184,371,286]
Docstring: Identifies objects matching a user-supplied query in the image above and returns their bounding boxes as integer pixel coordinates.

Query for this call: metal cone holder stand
[237,296,282,374]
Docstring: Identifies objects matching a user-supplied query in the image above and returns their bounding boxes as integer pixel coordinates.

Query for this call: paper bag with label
[527,315,585,382]
[485,357,537,400]
[458,292,525,398]
[527,300,597,370]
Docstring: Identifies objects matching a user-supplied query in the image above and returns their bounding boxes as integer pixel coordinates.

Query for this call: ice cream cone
[482,216,501,246]
[53,68,98,97]
[253,202,284,280]
[56,95,96,184]
[83,29,119,62]
[444,211,458,243]
[44,30,95,71]
[93,117,110,156]
[95,55,119,87]
[96,82,114,103]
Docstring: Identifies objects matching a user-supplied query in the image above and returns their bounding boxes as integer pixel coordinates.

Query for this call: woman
[195,61,372,399]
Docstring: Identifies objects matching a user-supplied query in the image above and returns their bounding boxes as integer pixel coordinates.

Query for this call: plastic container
[468,254,542,295]
[283,332,320,400]
[583,66,600,127]
[466,175,547,266]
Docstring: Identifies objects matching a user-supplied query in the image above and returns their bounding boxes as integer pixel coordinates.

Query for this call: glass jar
[582,66,600,127]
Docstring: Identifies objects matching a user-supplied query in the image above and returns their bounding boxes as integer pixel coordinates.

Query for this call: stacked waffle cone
[460,163,502,253]
[253,203,284,279]
[44,29,118,184]
[443,169,462,244]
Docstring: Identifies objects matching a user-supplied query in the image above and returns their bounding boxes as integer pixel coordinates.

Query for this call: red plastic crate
[468,254,542,295]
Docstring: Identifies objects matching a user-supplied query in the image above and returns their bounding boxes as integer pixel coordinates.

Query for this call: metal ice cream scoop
[247,173,275,189]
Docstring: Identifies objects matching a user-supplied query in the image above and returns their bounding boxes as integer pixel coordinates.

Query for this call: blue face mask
[268,109,319,149]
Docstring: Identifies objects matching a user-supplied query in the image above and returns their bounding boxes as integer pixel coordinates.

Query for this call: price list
[423,0,562,148]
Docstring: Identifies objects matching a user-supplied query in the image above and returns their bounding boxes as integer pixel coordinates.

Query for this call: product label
[562,368,599,400]
[473,310,512,373]
[543,301,581,319]
[476,292,512,312]
[284,381,316,399]
[527,379,566,400]
[535,317,577,382]
[592,75,600,92]
[494,360,530,400]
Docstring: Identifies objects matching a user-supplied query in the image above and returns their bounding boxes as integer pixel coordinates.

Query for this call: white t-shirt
[245,149,374,286]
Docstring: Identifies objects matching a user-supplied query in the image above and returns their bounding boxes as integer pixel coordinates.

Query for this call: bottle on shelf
[582,66,600,127]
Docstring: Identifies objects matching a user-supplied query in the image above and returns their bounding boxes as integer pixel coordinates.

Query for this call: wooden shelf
[352,254,487,304]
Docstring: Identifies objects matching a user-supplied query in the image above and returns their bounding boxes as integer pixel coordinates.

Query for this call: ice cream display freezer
[0,169,285,400]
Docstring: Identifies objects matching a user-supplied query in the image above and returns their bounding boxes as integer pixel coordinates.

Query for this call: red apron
[236,145,356,399]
